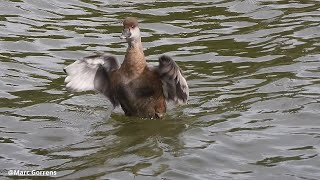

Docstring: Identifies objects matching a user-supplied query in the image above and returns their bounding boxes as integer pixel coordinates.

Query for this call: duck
[63,17,189,118]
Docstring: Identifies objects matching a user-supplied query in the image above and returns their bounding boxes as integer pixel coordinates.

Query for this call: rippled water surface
[1,0,320,179]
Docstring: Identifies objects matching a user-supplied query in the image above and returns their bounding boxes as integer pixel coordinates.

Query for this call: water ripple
[0,0,319,179]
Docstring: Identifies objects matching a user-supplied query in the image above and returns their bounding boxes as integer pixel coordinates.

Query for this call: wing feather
[63,54,120,106]
[157,55,189,104]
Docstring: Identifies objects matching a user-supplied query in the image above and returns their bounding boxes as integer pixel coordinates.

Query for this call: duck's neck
[128,37,142,49]
[121,37,146,76]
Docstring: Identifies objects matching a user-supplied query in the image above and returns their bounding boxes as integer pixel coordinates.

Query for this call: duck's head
[120,17,141,42]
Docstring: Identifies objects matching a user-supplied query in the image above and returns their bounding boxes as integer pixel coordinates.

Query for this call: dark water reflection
[1,0,320,179]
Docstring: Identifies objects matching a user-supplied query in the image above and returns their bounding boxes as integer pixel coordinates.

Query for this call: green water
[0,0,319,179]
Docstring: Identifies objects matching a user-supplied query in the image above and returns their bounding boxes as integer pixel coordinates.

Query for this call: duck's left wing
[155,55,189,104]
[63,54,120,106]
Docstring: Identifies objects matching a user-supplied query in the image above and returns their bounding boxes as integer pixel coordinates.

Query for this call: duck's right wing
[64,54,120,106]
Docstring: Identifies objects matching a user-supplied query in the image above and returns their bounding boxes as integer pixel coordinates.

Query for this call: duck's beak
[120,28,131,39]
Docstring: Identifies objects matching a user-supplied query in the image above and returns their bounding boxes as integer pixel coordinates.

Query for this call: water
[1,0,320,179]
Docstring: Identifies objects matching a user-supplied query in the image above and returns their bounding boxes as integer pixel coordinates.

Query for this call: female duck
[64,17,188,118]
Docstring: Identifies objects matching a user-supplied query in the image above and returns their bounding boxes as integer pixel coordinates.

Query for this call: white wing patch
[64,55,120,106]
[176,69,189,104]
[64,60,99,92]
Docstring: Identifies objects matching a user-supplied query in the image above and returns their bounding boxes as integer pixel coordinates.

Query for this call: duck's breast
[111,68,166,117]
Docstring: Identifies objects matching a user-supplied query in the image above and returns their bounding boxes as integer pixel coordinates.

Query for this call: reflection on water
[0,0,320,179]
[49,116,188,178]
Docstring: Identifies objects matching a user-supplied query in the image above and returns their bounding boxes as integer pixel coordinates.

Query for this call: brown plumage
[123,17,139,29]
[64,17,189,118]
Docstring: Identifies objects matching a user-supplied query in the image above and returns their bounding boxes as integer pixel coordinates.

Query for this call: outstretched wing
[63,54,120,106]
[156,55,189,104]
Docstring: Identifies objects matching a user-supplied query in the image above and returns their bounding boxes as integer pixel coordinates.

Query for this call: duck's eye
[131,26,135,28]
